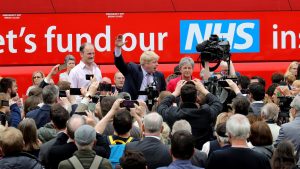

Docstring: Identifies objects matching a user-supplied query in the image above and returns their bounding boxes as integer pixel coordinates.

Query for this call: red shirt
[167,76,195,92]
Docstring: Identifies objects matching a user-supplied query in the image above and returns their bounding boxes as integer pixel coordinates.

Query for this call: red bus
[1,0,300,95]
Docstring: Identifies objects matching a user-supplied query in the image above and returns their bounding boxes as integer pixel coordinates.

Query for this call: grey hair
[66,114,86,139]
[179,57,194,69]
[143,112,163,133]
[42,85,59,104]
[64,54,76,64]
[261,103,280,121]
[117,92,131,100]
[291,95,300,113]
[226,114,250,140]
[171,120,192,135]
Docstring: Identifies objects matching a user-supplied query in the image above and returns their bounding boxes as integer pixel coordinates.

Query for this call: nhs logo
[180,20,260,53]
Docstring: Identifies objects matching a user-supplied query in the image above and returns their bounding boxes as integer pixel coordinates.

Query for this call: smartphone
[86,74,94,80]
[120,100,139,108]
[70,88,82,95]
[98,83,112,91]
[111,85,116,93]
[218,80,229,87]
[0,100,9,107]
[58,64,67,71]
[59,90,67,97]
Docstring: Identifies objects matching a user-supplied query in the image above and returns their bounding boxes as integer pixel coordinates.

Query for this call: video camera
[196,34,231,72]
[139,82,159,110]
[277,96,294,125]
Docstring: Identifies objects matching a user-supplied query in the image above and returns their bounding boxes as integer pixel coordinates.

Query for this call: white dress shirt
[69,61,102,88]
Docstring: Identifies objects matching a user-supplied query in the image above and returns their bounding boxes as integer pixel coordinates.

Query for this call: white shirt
[137,67,154,101]
[59,72,70,82]
[69,61,102,88]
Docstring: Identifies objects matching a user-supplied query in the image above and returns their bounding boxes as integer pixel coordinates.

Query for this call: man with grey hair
[125,112,172,169]
[207,114,271,169]
[275,95,300,150]
[26,84,59,128]
[58,125,112,169]
[261,103,280,143]
[167,57,195,92]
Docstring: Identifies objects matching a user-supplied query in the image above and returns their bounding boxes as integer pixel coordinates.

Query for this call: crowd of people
[0,34,300,169]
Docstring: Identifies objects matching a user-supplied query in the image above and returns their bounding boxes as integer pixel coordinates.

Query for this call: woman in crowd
[26,71,44,95]
[17,118,41,157]
[285,61,299,79]
[249,121,273,160]
[59,54,76,82]
[271,141,296,169]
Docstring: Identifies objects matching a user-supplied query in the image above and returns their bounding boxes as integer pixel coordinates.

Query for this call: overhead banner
[0,12,300,65]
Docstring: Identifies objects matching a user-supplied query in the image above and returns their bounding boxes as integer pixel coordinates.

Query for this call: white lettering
[213,23,236,47]
[0,35,4,53]
[57,34,73,52]
[123,33,137,51]
[45,26,56,52]
[140,33,155,51]
[76,33,92,52]
[234,23,254,50]
[94,25,111,52]
[24,34,36,53]
[281,31,296,49]
[273,24,278,49]
[158,32,168,51]
[6,30,17,53]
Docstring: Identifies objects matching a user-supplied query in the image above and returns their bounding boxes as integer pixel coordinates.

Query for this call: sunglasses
[33,76,42,79]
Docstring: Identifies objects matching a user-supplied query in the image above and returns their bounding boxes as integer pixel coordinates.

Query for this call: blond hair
[140,51,159,65]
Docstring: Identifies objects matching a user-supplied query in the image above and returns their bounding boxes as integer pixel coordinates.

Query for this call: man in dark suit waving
[114,34,166,101]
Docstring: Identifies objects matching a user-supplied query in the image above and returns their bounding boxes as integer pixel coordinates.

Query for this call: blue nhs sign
[180,20,260,53]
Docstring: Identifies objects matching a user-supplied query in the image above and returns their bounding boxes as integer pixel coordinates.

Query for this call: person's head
[261,103,279,122]
[285,61,298,77]
[143,112,163,135]
[0,127,24,156]
[140,51,159,74]
[50,103,70,130]
[285,73,296,86]
[113,109,133,135]
[271,141,296,169]
[32,71,44,86]
[215,122,229,144]
[74,125,96,150]
[102,77,112,84]
[181,83,197,103]
[64,54,76,72]
[232,96,250,115]
[100,96,117,117]
[215,112,232,131]
[79,43,95,65]
[0,93,10,113]
[57,81,71,90]
[246,113,263,125]
[272,72,284,84]
[266,83,279,98]
[249,121,272,146]
[117,92,131,101]
[290,95,300,117]
[237,75,250,92]
[161,122,171,145]
[0,78,17,98]
[248,82,265,101]
[120,150,147,169]
[250,76,266,87]
[171,130,194,160]
[171,120,192,135]
[24,95,42,114]
[174,65,181,75]
[17,118,39,151]
[220,61,229,75]
[178,57,194,79]
[66,114,85,139]
[42,85,59,104]
[157,91,172,104]
[28,87,42,97]
[292,80,300,95]
[114,71,125,89]
[226,114,250,140]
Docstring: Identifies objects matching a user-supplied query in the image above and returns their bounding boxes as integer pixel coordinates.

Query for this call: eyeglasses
[33,76,42,79]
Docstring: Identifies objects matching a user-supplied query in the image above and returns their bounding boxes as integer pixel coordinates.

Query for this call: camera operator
[157,79,223,149]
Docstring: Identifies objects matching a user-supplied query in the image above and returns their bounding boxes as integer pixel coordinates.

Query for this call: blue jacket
[26,104,51,129]
[9,103,21,127]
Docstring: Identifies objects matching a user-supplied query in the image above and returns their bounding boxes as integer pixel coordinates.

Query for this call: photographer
[157,79,222,149]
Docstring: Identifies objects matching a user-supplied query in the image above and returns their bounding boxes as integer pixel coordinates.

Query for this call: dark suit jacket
[157,94,223,149]
[249,102,264,116]
[26,104,52,129]
[114,54,166,100]
[125,137,172,169]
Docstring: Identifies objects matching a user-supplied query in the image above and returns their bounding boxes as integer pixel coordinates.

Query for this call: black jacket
[157,94,222,149]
